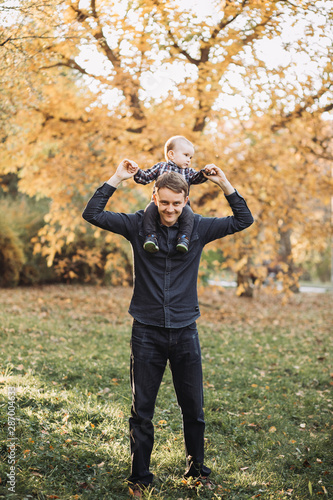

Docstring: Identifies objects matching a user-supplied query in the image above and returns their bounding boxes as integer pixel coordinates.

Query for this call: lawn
[0,285,332,499]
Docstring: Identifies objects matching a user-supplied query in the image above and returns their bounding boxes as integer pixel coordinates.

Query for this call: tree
[0,0,332,291]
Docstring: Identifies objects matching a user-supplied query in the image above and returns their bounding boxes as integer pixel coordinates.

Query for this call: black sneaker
[143,234,159,253]
[176,235,189,253]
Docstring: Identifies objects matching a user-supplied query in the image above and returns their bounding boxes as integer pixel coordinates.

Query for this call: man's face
[168,141,194,169]
[153,187,189,227]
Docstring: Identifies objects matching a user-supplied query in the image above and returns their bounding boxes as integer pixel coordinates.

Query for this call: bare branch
[1,35,80,42]
[34,108,90,125]
[192,8,284,132]
[67,2,146,129]
[302,145,333,161]
[271,92,333,131]
[69,3,120,65]
[171,39,200,65]
[40,59,113,86]
[0,36,12,46]
[210,0,248,40]
[90,0,97,18]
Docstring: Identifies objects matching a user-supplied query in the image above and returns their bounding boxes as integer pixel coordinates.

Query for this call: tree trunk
[236,266,255,298]
[278,226,300,293]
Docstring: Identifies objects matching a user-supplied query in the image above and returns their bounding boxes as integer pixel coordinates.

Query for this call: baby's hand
[123,159,138,174]
[204,164,218,176]
[116,159,139,179]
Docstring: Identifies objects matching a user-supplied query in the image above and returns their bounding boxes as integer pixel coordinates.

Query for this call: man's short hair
[164,135,193,160]
[155,172,189,197]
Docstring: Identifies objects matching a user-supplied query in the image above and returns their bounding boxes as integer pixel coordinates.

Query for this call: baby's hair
[164,136,193,161]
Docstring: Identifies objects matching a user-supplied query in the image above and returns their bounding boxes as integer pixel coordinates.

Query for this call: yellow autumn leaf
[0,0,330,294]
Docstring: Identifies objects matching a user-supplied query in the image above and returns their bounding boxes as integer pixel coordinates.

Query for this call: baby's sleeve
[188,168,208,185]
[133,163,161,185]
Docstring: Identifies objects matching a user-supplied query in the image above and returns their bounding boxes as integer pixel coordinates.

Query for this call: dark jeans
[143,201,194,241]
[127,320,211,486]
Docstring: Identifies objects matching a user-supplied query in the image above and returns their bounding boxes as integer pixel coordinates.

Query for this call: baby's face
[168,141,194,169]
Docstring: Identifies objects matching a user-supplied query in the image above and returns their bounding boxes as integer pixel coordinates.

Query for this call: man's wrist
[219,180,235,195]
[107,174,122,188]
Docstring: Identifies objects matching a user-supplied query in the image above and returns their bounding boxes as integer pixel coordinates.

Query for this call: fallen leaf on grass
[217,485,231,493]
[308,481,313,495]
[101,387,111,394]
[77,482,94,490]
[278,490,293,496]
[269,426,277,433]
[204,381,215,388]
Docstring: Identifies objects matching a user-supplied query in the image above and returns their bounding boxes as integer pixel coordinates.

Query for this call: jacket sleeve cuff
[224,189,245,201]
[97,182,117,197]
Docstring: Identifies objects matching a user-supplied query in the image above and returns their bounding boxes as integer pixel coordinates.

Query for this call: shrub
[0,196,56,286]
[0,218,25,286]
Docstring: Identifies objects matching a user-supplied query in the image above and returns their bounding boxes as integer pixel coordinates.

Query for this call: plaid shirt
[133,161,207,192]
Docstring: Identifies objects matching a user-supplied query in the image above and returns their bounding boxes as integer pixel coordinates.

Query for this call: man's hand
[107,159,139,188]
[203,164,235,195]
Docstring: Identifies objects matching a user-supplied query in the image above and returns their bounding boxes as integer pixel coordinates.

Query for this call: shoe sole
[144,242,159,253]
[176,244,188,253]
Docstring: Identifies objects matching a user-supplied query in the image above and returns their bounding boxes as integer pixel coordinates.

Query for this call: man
[82,159,254,497]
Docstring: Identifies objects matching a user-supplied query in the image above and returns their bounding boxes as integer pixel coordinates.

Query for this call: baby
[132,135,210,253]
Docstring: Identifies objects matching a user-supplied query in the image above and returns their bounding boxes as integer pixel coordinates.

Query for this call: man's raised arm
[106,159,139,188]
[82,159,138,236]
[203,164,235,195]
[200,164,254,243]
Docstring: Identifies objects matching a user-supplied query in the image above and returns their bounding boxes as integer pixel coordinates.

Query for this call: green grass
[0,285,332,499]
